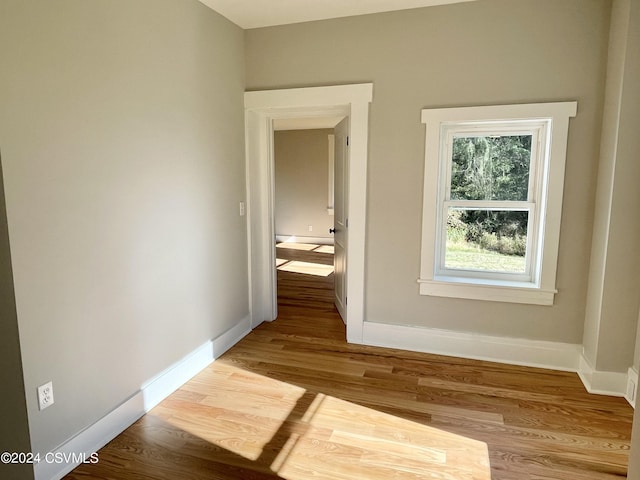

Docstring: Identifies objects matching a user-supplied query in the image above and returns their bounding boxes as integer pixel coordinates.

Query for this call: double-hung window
[418,103,576,305]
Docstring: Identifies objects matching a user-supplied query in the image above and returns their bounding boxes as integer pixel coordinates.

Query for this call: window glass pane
[450,135,531,201]
[445,208,528,273]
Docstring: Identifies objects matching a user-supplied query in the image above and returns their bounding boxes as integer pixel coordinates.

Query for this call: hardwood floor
[66,244,633,479]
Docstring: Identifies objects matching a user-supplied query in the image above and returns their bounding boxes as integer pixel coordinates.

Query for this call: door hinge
[346,136,350,146]
[345,296,348,305]
[346,218,349,228]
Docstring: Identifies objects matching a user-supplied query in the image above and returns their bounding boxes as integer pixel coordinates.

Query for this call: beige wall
[0,0,247,457]
[246,0,610,343]
[599,0,640,371]
[583,0,640,373]
[275,130,333,240]
[0,156,33,480]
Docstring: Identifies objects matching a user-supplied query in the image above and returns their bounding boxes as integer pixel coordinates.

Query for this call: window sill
[417,278,556,305]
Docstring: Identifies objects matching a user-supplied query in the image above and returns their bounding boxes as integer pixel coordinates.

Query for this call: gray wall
[246,0,610,343]
[0,155,32,480]
[0,0,247,456]
[275,130,333,240]
[583,0,640,373]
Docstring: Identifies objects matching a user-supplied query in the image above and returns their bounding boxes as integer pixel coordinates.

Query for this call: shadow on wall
[0,151,34,480]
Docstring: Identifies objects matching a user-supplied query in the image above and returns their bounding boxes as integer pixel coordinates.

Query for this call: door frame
[244,83,373,343]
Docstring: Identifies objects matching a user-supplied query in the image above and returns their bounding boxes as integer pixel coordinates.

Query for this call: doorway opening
[273,122,344,325]
[273,117,349,323]
[244,83,373,344]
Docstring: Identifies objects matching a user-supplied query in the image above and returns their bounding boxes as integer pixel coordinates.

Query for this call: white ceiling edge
[273,116,344,131]
[198,0,477,29]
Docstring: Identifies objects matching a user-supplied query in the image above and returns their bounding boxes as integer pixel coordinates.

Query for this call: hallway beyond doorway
[276,241,336,313]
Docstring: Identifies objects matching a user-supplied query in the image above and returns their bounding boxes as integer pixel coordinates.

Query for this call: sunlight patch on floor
[315,245,335,254]
[278,260,334,277]
[276,242,319,251]
[154,362,491,479]
[156,362,306,461]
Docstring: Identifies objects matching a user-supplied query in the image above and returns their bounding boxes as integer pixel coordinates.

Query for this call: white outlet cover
[37,381,54,410]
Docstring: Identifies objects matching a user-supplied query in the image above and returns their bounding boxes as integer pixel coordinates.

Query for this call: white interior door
[333,117,349,322]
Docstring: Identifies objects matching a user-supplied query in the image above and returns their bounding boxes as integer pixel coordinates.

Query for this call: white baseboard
[36,316,251,480]
[363,322,639,399]
[577,354,628,397]
[211,318,252,362]
[275,235,334,245]
[362,321,581,372]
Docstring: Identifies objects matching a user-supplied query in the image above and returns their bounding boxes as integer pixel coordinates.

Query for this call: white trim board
[35,317,251,480]
[363,321,581,371]
[577,353,628,398]
[362,321,634,399]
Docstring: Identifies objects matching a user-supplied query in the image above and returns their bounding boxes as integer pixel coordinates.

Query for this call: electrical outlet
[308,225,313,232]
[37,381,54,410]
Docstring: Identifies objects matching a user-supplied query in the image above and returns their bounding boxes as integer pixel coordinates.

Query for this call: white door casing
[333,117,349,322]
[244,83,373,343]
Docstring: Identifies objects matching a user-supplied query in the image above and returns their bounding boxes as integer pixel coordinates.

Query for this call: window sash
[434,123,545,283]
[436,203,536,282]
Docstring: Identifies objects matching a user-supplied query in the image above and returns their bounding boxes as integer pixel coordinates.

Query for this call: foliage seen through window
[445,135,532,273]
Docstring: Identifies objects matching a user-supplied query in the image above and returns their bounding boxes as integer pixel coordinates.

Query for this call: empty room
[1,0,640,479]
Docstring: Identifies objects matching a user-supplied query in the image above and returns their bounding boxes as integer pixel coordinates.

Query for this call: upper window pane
[450,135,532,201]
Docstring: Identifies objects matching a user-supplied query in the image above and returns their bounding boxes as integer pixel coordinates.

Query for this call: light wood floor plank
[65,246,632,479]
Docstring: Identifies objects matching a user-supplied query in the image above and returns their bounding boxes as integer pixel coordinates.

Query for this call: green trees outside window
[445,135,532,273]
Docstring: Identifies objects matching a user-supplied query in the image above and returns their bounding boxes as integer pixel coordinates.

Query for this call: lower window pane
[445,209,528,274]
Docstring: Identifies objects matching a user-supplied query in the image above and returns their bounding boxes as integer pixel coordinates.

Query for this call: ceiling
[198,0,477,29]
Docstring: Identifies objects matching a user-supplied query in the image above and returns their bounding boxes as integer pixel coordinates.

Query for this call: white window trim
[418,102,577,306]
